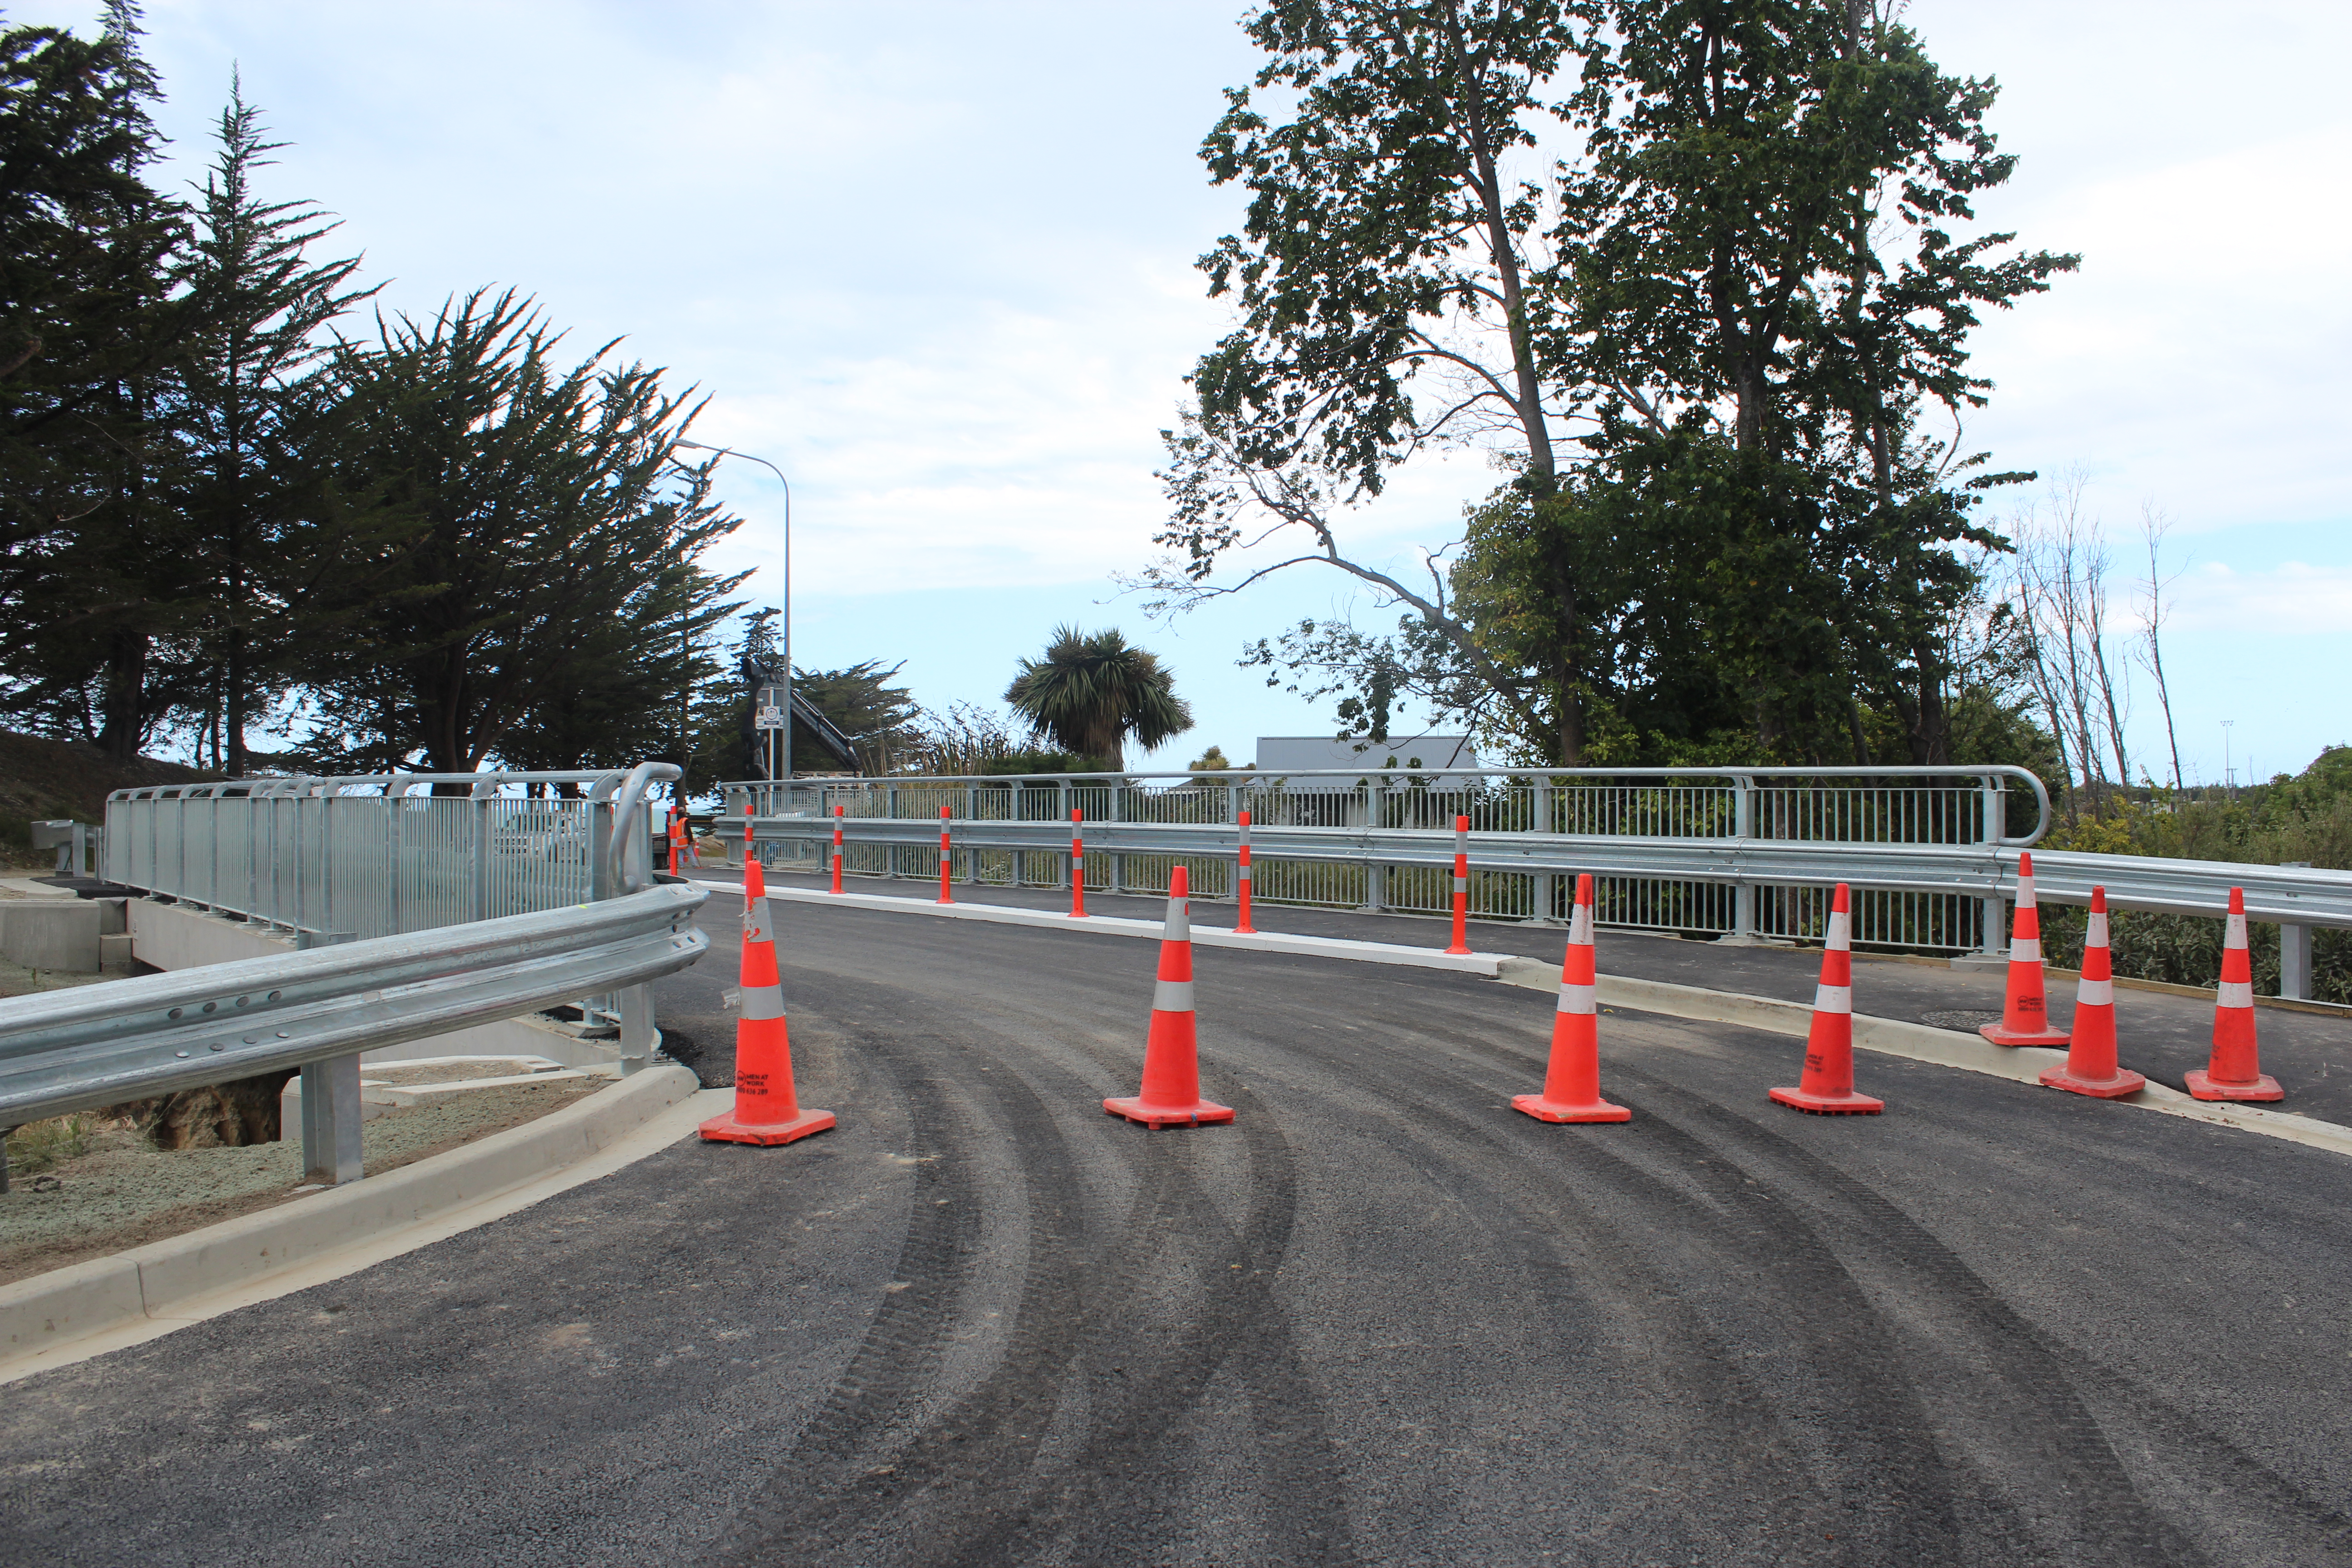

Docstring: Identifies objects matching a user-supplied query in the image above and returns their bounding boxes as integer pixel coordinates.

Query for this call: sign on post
[755,685,787,731]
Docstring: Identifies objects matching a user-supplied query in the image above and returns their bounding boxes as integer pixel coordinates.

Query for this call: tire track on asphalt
[1328,985,2220,1563]
[969,1080,1355,1567]
[713,977,1352,1564]
[1243,1006,1918,1559]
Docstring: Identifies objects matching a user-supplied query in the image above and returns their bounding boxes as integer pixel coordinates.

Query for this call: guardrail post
[292,928,364,1184]
[470,778,495,921]
[1531,774,1558,924]
[2280,862,2313,999]
[299,1054,365,1185]
[1731,775,1756,941]
[617,983,657,1075]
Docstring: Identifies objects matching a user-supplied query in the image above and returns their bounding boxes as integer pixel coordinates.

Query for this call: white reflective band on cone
[1568,905,1593,946]
[2219,980,2254,1009]
[1826,911,1851,951]
[2086,913,2108,948]
[1557,982,1597,1015]
[1152,978,1196,1013]
[1164,899,1191,943]
[740,982,786,1021]
[2226,913,2249,950]
[1813,983,1852,1014]
[2010,937,2042,964]
[2018,876,2037,909]
[2076,977,2115,1006]
[743,901,773,946]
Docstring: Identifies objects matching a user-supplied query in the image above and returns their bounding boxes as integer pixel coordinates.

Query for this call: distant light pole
[676,440,792,783]
[2222,719,2235,798]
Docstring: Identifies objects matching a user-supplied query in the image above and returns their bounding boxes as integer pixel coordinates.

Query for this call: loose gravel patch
[0,1077,603,1287]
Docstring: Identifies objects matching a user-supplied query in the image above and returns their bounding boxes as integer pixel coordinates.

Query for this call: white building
[1252,734,1480,786]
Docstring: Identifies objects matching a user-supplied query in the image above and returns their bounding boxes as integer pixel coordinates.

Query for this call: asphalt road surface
[6,891,2352,1566]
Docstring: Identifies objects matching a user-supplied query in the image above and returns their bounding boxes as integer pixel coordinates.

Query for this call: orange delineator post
[2040,885,2146,1098]
[698,848,836,1147]
[829,806,844,895]
[1769,883,1884,1115]
[1446,813,1471,956]
[1104,866,1235,1128]
[1982,850,2069,1047]
[666,808,682,877]
[1513,873,1630,1124]
[2187,886,2283,1102]
[1235,808,1255,934]
[1070,808,1087,918]
[937,807,953,905]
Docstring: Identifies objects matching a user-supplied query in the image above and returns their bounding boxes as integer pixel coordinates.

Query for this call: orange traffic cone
[1770,883,1883,1115]
[699,849,836,1145]
[1104,866,1234,1129]
[1982,851,2070,1047]
[2040,886,2145,1098]
[1513,873,1630,1124]
[2186,887,2282,1102]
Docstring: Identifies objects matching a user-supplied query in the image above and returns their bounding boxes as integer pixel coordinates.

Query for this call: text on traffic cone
[1982,851,2069,1047]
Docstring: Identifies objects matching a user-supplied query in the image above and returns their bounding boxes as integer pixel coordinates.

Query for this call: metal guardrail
[0,884,709,1184]
[723,767,2352,970]
[725,765,2051,955]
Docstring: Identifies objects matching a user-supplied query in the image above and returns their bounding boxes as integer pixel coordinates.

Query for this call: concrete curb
[0,1062,700,1378]
[1495,957,2352,1161]
[727,882,1506,977]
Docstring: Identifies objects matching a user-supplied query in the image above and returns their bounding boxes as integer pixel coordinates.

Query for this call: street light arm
[675,439,794,784]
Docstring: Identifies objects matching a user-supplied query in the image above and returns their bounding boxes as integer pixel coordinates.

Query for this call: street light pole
[676,440,792,785]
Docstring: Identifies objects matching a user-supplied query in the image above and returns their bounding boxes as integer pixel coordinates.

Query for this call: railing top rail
[724,765,2042,784]
[108,768,651,803]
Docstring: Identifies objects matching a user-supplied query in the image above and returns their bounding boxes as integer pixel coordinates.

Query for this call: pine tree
[0,3,205,760]
[174,77,373,774]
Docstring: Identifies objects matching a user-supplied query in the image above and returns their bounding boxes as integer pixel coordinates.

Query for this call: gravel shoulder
[0,1079,603,1287]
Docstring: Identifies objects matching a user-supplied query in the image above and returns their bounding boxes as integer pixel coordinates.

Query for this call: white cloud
[2166,561,2352,636]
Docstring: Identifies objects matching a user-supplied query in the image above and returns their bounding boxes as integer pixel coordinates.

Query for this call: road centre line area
[5,896,2351,1565]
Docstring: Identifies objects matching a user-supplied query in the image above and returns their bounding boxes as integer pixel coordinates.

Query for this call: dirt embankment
[0,728,223,868]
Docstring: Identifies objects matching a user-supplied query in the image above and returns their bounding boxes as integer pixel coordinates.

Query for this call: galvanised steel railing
[723,768,2352,978]
[105,764,676,941]
[720,766,2053,955]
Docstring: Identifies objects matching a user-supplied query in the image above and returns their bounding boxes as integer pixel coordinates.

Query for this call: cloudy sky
[24,0,2349,782]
